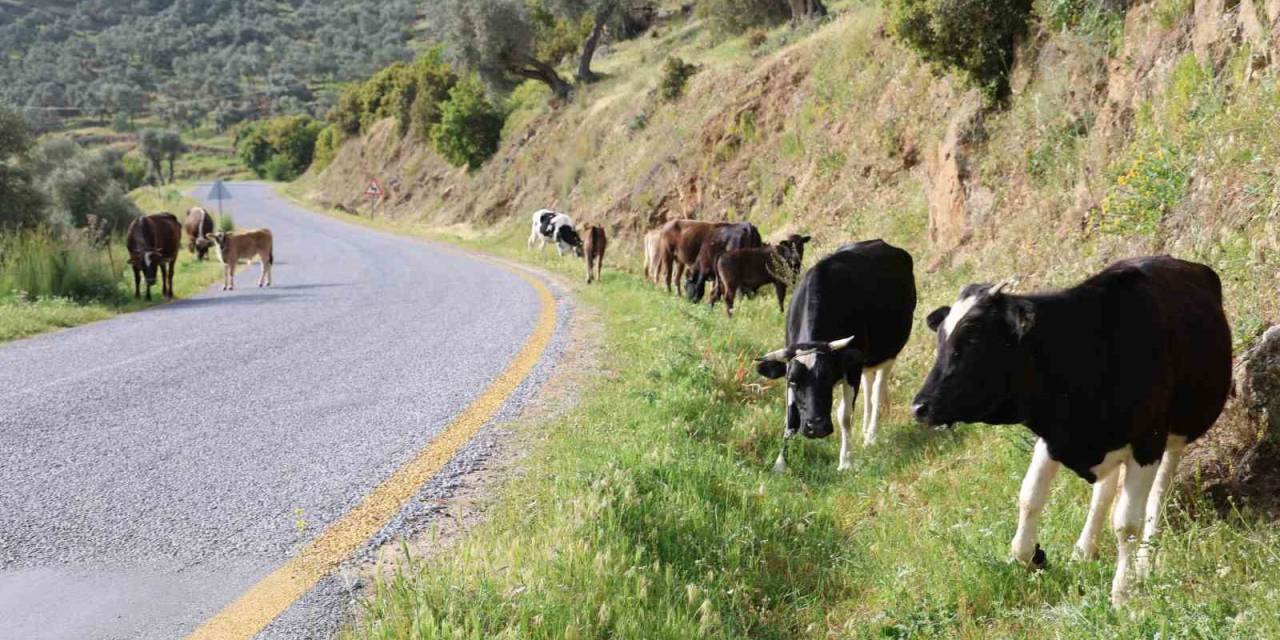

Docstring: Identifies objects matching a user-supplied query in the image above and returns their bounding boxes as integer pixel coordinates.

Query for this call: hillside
[0,0,418,130]
[305,0,1278,346]
[296,0,1280,636]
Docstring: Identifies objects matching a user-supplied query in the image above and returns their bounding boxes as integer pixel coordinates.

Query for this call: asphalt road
[0,183,552,639]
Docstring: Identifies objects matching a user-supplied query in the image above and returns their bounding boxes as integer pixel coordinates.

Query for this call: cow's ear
[799,235,811,244]
[756,360,786,379]
[926,306,950,332]
[1006,298,1036,340]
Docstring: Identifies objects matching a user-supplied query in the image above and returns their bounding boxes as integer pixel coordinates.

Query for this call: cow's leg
[860,370,872,443]
[1112,456,1158,606]
[865,360,893,447]
[527,225,536,249]
[773,282,786,314]
[673,262,686,297]
[836,379,857,471]
[1137,435,1186,578]
[163,261,173,298]
[227,263,235,290]
[265,254,273,286]
[1011,438,1060,568]
[774,387,796,473]
[1073,464,1119,561]
[724,286,735,317]
[133,268,141,298]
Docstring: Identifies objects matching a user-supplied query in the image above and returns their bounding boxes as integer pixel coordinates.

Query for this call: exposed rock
[1237,325,1280,432]
[925,90,984,250]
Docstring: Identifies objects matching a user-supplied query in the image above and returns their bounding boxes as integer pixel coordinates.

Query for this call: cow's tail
[269,249,274,265]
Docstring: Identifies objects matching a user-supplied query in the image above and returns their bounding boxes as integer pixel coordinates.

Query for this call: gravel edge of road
[252,255,589,640]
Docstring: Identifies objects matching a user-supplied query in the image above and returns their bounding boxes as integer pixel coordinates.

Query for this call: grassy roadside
[0,184,225,343]
[317,217,1280,638]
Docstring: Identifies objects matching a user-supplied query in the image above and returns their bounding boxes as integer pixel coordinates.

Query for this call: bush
[312,125,343,173]
[886,0,1033,100]
[235,115,324,180]
[329,83,364,136]
[746,28,769,49]
[0,227,120,302]
[121,155,148,191]
[359,62,416,131]
[28,138,141,230]
[431,77,504,170]
[218,214,235,232]
[659,57,698,102]
[697,0,789,36]
[408,48,458,142]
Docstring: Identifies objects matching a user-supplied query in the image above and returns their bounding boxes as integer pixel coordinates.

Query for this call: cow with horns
[910,257,1232,606]
[755,240,917,472]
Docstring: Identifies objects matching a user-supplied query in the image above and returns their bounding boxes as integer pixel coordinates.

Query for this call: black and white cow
[755,240,917,472]
[911,257,1232,606]
[527,209,583,257]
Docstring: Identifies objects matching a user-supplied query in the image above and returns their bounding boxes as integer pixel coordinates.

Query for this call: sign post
[206,180,232,217]
[363,178,384,216]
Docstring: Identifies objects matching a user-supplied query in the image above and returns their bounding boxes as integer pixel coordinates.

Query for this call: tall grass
[0,228,122,302]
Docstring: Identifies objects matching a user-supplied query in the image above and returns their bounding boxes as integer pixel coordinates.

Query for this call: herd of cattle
[124,207,274,299]
[529,207,1233,608]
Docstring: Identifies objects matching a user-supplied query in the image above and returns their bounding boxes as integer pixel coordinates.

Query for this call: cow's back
[787,239,916,366]
[1109,257,1230,443]
[185,207,213,237]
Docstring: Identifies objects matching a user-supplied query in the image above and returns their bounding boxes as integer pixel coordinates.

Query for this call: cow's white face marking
[942,294,980,338]
[793,352,817,369]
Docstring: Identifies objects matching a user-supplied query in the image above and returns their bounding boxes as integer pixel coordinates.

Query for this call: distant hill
[0,0,419,131]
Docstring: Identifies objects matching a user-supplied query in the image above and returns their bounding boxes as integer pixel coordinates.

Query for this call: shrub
[217,214,235,232]
[312,125,343,173]
[359,62,416,131]
[236,115,324,180]
[886,0,1034,101]
[746,28,769,49]
[0,227,120,302]
[329,83,364,135]
[121,155,148,191]
[697,0,789,36]
[431,77,504,170]
[659,57,698,102]
[408,48,459,142]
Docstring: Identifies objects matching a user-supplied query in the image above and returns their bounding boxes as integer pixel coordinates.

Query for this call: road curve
[0,183,554,639]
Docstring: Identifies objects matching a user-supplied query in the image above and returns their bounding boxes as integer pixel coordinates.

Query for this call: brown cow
[657,219,724,295]
[126,213,182,301]
[583,225,607,284]
[207,229,274,290]
[710,241,803,317]
[183,207,216,260]
[686,222,762,302]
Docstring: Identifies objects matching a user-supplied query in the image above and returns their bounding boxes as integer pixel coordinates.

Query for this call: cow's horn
[756,347,791,363]
[988,279,1016,296]
[828,335,856,351]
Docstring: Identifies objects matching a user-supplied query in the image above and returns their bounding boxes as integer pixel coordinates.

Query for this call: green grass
[335,224,1280,639]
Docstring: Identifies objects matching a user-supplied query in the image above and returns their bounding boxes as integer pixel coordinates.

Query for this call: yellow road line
[187,266,557,640]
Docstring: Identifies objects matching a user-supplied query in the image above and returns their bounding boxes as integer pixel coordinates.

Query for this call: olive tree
[441,0,574,98]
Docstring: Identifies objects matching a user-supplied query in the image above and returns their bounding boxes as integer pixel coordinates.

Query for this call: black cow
[910,257,1232,606]
[685,222,762,302]
[755,239,917,472]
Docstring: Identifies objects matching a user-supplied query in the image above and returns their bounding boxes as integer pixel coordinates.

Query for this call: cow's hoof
[772,460,787,474]
[1030,544,1047,570]
[837,460,852,472]
[1072,543,1097,562]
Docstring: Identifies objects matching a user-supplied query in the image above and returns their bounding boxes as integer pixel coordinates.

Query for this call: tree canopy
[0,0,419,131]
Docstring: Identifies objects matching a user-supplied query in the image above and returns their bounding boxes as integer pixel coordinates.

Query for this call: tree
[788,0,827,22]
[159,131,187,184]
[0,109,45,230]
[137,129,165,184]
[442,0,574,99]
[546,0,621,84]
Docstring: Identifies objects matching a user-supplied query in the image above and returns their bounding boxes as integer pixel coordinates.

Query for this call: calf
[126,213,182,301]
[583,225,607,283]
[754,240,917,472]
[710,240,802,317]
[685,221,762,302]
[911,257,1232,606]
[208,229,274,290]
[643,228,664,285]
[183,206,216,260]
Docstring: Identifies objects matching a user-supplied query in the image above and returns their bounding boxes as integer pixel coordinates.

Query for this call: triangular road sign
[206,180,232,201]
[364,178,384,198]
